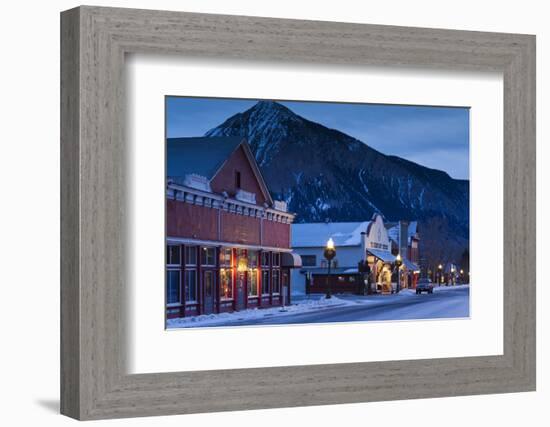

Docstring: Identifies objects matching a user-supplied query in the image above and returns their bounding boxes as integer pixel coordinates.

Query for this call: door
[203,270,215,315]
[236,271,246,310]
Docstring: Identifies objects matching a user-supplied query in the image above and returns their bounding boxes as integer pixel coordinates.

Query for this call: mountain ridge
[203,100,469,264]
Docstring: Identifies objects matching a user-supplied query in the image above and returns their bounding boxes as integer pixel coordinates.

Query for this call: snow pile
[433,284,470,293]
[167,295,354,329]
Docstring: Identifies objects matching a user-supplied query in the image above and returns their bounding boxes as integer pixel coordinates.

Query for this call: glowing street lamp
[324,238,336,299]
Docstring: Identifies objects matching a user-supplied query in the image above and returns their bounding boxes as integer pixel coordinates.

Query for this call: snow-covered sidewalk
[167,295,355,329]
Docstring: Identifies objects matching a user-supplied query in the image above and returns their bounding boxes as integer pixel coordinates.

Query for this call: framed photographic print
[61,6,536,420]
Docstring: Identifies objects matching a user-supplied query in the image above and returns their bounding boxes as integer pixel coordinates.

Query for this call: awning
[402,258,419,271]
[366,249,396,263]
[281,252,302,268]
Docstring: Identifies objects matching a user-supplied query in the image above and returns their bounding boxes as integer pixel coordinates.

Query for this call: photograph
[164,97,470,329]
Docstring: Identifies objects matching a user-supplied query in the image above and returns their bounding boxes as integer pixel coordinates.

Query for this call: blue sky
[166,97,470,180]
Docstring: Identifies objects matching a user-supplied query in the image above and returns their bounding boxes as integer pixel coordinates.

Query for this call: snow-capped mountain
[205,100,469,263]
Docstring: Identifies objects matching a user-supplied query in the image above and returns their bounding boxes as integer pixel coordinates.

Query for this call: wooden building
[291,214,420,294]
[165,137,301,319]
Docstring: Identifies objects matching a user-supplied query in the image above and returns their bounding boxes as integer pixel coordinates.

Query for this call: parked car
[416,278,434,294]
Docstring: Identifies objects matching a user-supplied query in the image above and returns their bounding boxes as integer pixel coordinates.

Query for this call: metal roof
[291,221,371,248]
[167,136,244,182]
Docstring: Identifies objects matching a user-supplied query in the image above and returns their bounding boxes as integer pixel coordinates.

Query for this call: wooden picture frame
[60,6,536,420]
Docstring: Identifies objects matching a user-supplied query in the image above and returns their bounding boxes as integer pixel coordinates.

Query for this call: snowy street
[167,285,470,329]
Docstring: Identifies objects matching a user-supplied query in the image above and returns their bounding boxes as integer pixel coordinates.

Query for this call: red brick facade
[166,138,296,320]
[210,145,268,204]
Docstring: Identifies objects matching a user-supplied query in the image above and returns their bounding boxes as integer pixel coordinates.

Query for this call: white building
[291,214,401,295]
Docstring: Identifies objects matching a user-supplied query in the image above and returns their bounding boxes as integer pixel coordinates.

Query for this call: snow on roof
[291,221,371,248]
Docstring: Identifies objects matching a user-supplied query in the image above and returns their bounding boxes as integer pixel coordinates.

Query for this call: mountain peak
[247,100,294,117]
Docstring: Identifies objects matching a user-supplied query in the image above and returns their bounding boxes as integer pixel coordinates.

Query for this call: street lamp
[438,264,443,286]
[395,253,403,293]
[451,266,456,286]
[324,238,336,299]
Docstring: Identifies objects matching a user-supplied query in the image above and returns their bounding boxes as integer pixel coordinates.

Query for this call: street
[167,285,470,329]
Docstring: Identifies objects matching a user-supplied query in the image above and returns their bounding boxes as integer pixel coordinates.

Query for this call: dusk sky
[166,97,470,180]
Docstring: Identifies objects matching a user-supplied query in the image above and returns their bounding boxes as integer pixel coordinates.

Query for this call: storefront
[166,244,294,318]
[165,136,300,319]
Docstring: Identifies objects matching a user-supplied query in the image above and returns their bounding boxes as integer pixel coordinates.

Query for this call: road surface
[191,286,470,328]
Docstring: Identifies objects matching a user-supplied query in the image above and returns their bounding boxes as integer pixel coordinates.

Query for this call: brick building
[165,137,300,319]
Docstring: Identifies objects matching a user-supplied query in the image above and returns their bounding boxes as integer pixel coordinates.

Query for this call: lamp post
[395,253,403,293]
[438,264,443,286]
[451,267,456,286]
[324,238,336,299]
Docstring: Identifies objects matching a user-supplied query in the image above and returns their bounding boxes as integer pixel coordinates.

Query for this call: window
[166,270,180,305]
[166,245,181,265]
[201,247,216,266]
[235,170,241,188]
[220,268,233,299]
[272,270,280,294]
[220,247,232,266]
[261,270,270,295]
[261,251,270,267]
[248,270,258,296]
[185,270,197,302]
[301,255,316,267]
[248,250,258,268]
[272,252,280,267]
[185,246,197,265]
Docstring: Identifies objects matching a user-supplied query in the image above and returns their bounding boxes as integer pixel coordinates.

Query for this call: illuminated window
[248,269,258,296]
[220,268,233,299]
[220,247,232,266]
[248,250,258,268]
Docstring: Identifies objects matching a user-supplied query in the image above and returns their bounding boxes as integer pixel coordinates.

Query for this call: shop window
[201,247,216,266]
[301,255,316,266]
[272,270,280,294]
[248,269,258,296]
[220,268,233,300]
[166,270,181,305]
[248,250,258,268]
[185,246,197,266]
[220,247,232,266]
[261,251,270,267]
[185,270,197,302]
[261,270,270,295]
[166,245,181,266]
[273,252,280,267]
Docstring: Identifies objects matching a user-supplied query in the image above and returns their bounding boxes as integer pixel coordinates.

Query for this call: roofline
[239,140,274,205]
[209,138,274,206]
